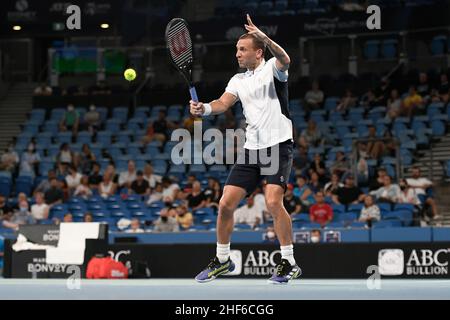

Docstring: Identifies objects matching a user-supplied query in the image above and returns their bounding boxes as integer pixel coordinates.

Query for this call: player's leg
[216,185,247,245]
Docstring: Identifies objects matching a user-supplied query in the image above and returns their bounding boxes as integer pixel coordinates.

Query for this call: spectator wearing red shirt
[309,191,333,227]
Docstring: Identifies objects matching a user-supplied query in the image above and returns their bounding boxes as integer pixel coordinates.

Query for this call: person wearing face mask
[153,207,180,232]
[310,229,321,244]
[59,104,79,135]
[398,179,420,206]
[263,226,279,244]
[2,200,36,230]
[20,144,41,178]
[84,104,101,134]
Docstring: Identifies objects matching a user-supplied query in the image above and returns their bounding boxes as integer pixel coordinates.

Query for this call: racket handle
[189,86,198,102]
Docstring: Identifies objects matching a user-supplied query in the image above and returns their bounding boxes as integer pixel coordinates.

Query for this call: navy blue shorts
[225,140,293,195]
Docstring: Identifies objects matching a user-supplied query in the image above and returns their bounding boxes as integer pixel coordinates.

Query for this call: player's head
[236,34,266,70]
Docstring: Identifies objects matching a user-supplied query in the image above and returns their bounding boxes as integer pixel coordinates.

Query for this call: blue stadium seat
[364,40,380,59]
[384,210,413,226]
[336,213,357,225]
[381,39,398,59]
[372,220,402,228]
[431,35,447,55]
[15,176,33,196]
[371,227,432,242]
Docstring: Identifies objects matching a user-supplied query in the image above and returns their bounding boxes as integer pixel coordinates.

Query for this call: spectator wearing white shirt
[0,143,19,173]
[369,175,401,204]
[406,167,438,218]
[304,81,324,111]
[126,218,145,233]
[359,195,380,225]
[74,175,93,199]
[147,183,164,205]
[143,163,162,189]
[398,179,421,206]
[20,145,40,177]
[233,196,263,229]
[65,165,82,192]
[162,177,180,203]
[118,160,137,189]
[30,192,49,221]
[99,172,117,198]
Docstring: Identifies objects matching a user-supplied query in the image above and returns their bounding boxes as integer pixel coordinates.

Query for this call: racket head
[165,18,194,85]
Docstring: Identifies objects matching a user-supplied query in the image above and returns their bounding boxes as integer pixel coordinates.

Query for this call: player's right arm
[190,92,237,117]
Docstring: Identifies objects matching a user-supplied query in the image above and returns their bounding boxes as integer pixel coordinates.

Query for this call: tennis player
[192,14,301,284]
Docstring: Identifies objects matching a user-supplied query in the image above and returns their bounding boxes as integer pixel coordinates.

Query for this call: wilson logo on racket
[170,31,189,57]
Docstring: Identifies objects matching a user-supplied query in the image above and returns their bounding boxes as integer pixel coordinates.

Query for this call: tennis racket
[165,18,198,103]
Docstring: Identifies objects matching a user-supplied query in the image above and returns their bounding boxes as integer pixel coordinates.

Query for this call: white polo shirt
[225,57,293,150]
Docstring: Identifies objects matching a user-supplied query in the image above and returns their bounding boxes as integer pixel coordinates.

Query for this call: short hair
[238,33,266,54]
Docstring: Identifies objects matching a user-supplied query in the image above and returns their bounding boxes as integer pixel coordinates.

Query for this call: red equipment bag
[86,256,129,279]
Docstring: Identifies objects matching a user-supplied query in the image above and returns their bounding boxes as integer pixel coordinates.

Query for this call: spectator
[369,167,388,191]
[59,104,79,135]
[309,191,333,227]
[30,192,49,222]
[78,144,96,174]
[130,170,150,196]
[386,89,402,120]
[283,183,302,215]
[262,226,279,244]
[358,125,384,160]
[0,143,19,173]
[126,218,145,233]
[143,163,162,189]
[13,192,28,211]
[324,173,343,197]
[83,212,94,223]
[370,175,401,204]
[56,143,75,166]
[293,145,309,172]
[99,172,117,199]
[298,120,323,149]
[20,144,40,177]
[63,213,73,223]
[88,162,103,189]
[153,207,180,232]
[309,171,323,193]
[398,178,420,206]
[438,73,449,99]
[358,195,381,226]
[2,200,35,230]
[105,163,119,184]
[34,170,57,195]
[118,160,137,189]
[233,196,263,229]
[44,178,64,206]
[401,86,423,118]
[84,104,101,134]
[361,89,378,108]
[162,177,180,203]
[310,229,322,243]
[293,175,315,208]
[333,175,365,205]
[374,77,391,106]
[336,88,357,112]
[304,81,324,111]
[143,110,177,144]
[0,194,13,219]
[406,167,439,219]
[186,181,207,210]
[74,175,93,199]
[65,164,82,193]
[330,151,350,176]
[417,72,431,98]
[147,182,164,205]
[33,82,53,96]
[176,204,194,230]
[309,153,327,184]
[203,177,222,211]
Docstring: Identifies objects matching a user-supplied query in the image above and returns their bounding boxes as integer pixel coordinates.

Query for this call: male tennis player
[191,14,301,284]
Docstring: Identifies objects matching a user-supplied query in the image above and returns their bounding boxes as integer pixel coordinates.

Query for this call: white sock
[280,244,296,266]
[216,243,231,263]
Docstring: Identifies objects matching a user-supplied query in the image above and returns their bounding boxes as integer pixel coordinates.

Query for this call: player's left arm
[244,14,290,71]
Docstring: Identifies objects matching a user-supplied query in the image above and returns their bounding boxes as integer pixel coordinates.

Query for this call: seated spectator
[65,165,82,193]
[78,144,96,174]
[283,184,302,216]
[324,173,343,197]
[2,200,35,230]
[44,178,64,206]
[309,153,327,184]
[142,110,177,145]
[176,204,194,230]
[126,218,145,233]
[386,89,402,120]
[59,104,79,135]
[130,171,150,196]
[309,172,323,193]
[438,73,449,101]
[118,160,137,189]
[336,88,357,112]
[398,178,420,206]
[153,207,180,232]
[143,163,162,189]
[74,175,93,199]
[162,177,180,203]
[147,182,164,205]
[333,175,365,205]
[233,196,263,229]
[203,177,222,211]
[330,151,350,176]
[298,120,323,149]
[310,229,321,243]
[401,86,423,118]
[370,175,401,204]
[309,191,333,227]
[186,181,206,210]
[358,195,380,226]
[34,170,57,195]
[293,175,315,208]
[369,167,388,191]
[361,89,378,108]
[20,144,40,177]
[30,192,49,222]
[56,143,75,167]
[63,213,73,223]
[34,82,53,96]
[406,167,439,219]
[0,143,19,173]
[88,162,102,189]
[105,163,119,184]
[304,81,324,111]
[0,193,13,219]
[374,77,391,107]
[262,226,279,244]
[416,72,431,99]
[293,145,309,173]
[83,212,94,223]
[99,173,117,199]
[358,125,384,160]
[84,104,101,134]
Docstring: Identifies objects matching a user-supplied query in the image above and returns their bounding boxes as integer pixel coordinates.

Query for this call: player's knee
[265,198,283,214]
[218,199,236,216]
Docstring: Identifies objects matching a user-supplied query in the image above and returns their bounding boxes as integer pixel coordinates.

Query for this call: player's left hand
[244,14,267,42]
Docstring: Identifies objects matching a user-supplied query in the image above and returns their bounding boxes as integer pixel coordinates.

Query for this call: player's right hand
[190,100,204,117]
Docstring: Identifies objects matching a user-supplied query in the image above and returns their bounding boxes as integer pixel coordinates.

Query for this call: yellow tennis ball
[124,68,136,81]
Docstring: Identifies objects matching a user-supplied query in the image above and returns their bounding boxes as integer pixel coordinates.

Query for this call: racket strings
[167,23,193,68]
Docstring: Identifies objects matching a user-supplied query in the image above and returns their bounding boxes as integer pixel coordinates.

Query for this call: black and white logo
[378,249,404,275]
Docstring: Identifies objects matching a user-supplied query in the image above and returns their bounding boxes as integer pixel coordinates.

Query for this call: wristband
[203,103,212,116]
